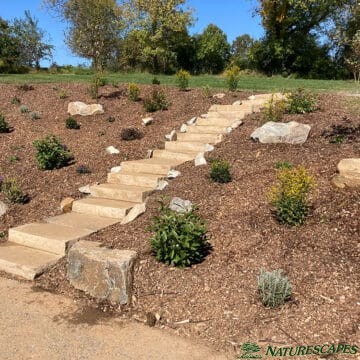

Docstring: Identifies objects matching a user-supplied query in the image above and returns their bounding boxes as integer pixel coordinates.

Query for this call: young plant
[201,85,212,98]
[106,116,115,123]
[121,127,143,141]
[269,165,315,226]
[59,89,68,99]
[11,96,21,105]
[1,178,28,204]
[210,159,232,183]
[152,77,161,85]
[30,112,41,120]
[8,155,20,163]
[76,164,91,174]
[17,84,34,91]
[66,116,80,130]
[149,201,209,267]
[33,135,74,170]
[127,83,140,101]
[287,88,316,114]
[224,65,241,92]
[258,268,292,308]
[0,114,10,133]
[19,105,29,114]
[275,161,293,170]
[143,87,169,112]
[175,69,190,91]
[89,75,107,99]
[263,95,287,122]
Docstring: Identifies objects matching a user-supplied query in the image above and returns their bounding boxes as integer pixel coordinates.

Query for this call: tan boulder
[333,158,360,188]
[60,197,74,213]
[68,101,104,116]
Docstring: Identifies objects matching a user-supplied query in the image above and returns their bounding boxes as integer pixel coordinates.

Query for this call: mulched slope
[0,83,233,236]
[3,88,359,357]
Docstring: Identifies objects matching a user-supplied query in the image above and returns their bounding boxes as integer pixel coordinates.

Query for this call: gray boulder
[169,197,193,213]
[0,201,8,217]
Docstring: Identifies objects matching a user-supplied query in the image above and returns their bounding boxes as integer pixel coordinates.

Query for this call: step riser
[205,112,249,119]
[209,105,254,112]
[107,173,160,188]
[152,150,196,162]
[121,163,172,175]
[72,201,130,219]
[91,187,150,203]
[165,142,206,153]
[196,118,236,127]
[176,133,220,144]
[0,259,37,280]
[186,126,228,134]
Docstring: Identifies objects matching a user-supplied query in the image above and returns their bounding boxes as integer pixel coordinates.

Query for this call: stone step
[9,223,93,255]
[72,197,135,219]
[176,132,222,144]
[165,141,209,153]
[0,242,62,280]
[90,183,153,203]
[107,172,160,188]
[152,149,197,162]
[186,125,228,134]
[196,117,238,127]
[204,111,249,119]
[121,158,180,175]
[209,104,251,112]
[45,212,120,231]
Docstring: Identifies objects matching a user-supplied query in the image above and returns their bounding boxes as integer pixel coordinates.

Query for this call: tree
[196,24,231,74]
[12,11,53,69]
[0,18,21,72]
[346,30,360,81]
[231,34,254,69]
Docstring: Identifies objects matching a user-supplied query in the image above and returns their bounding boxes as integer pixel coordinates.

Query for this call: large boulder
[333,158,360,188]
[169,197,193,213]
[251,121,311,145]
[0,201,8,217]
[68,101,104,116]
[67,241,137,305]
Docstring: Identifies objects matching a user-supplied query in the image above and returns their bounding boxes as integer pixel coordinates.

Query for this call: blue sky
[1,0,263,66]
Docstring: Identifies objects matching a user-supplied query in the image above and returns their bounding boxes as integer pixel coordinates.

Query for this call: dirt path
[0,277,230,360]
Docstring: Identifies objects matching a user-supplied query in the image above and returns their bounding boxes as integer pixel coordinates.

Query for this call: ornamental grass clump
[149,201,209,267]
[269,165,315,226]
[224,65,241,92]
[263,94,288,122]
[143,87,169,112]
[0,114,10,133]
[127,83,140,101]
[258,268,292,308]
[210,159,232,183]
[1,178,28,204]
[65,116,80,130]
[175,69,190,91]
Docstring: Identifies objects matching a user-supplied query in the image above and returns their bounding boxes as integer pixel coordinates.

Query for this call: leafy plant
[201,85,212,98]
[152,77,161,85]
[210,159,232,183]
[8,155,20,163]
[121,127,143,141]
[275,161,293,170]
[149,201,209,267]
[143,87,169,112]
[263,95,287,122]
[65,116,80,130]
[89,75,107,99]
[0,114,10,133]
[30,112,41,120]
[1,178,28,204]
[269,165,315,226]
[175,69,190,91]
[106,116,115,123]
[287,88,316,114]
[33,135,74,170]
[19,105,29,114]
[127,83,140,101]
[76,164,91,174]
[258,268,292,308]
[11,96,21,105]
[59,89,68,99]
[224,65,241,91]
[17,84,34,91]
[322,122,360,144]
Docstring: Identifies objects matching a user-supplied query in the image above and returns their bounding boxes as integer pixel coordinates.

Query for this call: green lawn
[0,72,359,93]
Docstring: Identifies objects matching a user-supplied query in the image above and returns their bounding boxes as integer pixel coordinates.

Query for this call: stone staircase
[0,94,272,281]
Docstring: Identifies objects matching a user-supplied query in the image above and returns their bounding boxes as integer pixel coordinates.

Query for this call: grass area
[342,95,360,116]
[0,71,359,93]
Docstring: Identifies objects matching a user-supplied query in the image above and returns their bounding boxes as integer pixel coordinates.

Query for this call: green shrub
[89,75,107,99]
[121,127,143,141]
[66,116,80,130]
[201,85,212,98]
[8,155,20,163]
[287,88,316,114]
[127,83,140,101]
[149,201,209,267]
[11,96,21,105]
[1,178,28,204]
[59,89,68,99]
[33,135,74,170]
[143,87,169,112]
[224,65,241,92]
[17,84,34,91]
[263,94,287,122]
[210,159,232,183]
[76,164,91,174]
[0,114,10,133]
[258,268,292,308]
[275,161,293,170]
[175,69,190,91]
[19,105,29,114]
[152,77,161,85]
[30,112,41,120]
[269,165,315,226]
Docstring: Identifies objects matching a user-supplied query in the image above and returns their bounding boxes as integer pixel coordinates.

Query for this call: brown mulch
[1,85,360,358]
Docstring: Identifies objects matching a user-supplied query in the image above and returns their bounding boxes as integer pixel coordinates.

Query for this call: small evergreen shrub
[258,268,292,308]
[275,161,293,170]
[59,89,68,99]
[33,135,74,170]
[76,164,91,174]
[149,201,209,267]
[106,116,115,123]
[66,116,80,130]
[19,105,29,114]
[210,159,232,183]
[201,85,212,98]
[143,87,169,112]
[263,95,287,122]
[127,83,140,101]
[269,165,315,226]
[152,77,161,85]
[287,88,316,114]
[11,96,21,105]
[17,84,34,91]
[0,114,10,133]
[175,69,190,91]
[121,127,143,141]
[30,112,41,120]
[224,65,241,92]
[1,178,28,204]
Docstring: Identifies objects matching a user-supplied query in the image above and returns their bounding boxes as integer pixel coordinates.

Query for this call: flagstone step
[72,197,135,219]
[9,223,92,255]
[107,171,161,188]
[196,117,239,127]
[176,132,223,144]
[45,212,120,231]
[90,183,154,203]
[152,149,197,162]
[209,104,250,112]
[204,111,249,119]
[121,158,180,175]
[165,141,210,153]
[186,125,228,134]
[0,242,62,280]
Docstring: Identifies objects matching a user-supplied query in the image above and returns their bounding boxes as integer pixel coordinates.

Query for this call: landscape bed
[0,83,359,357]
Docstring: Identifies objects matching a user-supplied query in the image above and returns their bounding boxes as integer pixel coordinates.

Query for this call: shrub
[175,69,190,91]
[224,65,241,92]
[59,89,68,99]
[127,83,140,101]
[1,178,28,204]
[19,105,29,114]
[11,96,21,105]
[17,84,34,91]
[287,89,316,114]
[89,75,107,99]
[33,135,74,170]
[149,201,209,267]
[263,95,287,122]
[152,77,161,85]
[143,87,169,112]
[66,116,80,130]
[275,161,293,170]
[210,159,232,183]
[121,127,143,141]
[0,114,10,133]
[258,268,292,308]
[269,165,315,226]
[76,164,91,174]
[30,112,41,120]
[106,116,115,123]
[201,85,212,98]
[8,155,20,163]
